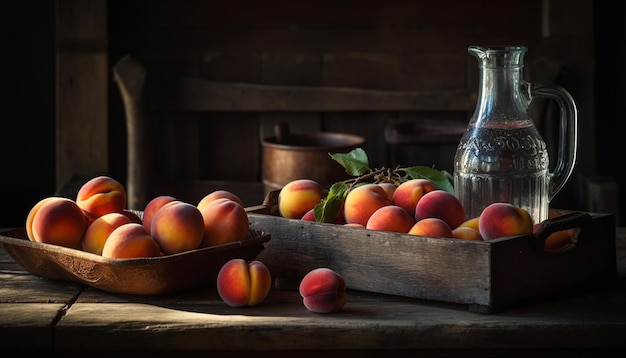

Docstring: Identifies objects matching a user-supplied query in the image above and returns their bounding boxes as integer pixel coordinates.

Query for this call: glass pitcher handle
[529,83,578,202]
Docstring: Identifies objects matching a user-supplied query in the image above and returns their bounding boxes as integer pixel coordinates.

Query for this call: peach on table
[299,268,347,313]
[217,259,272,307]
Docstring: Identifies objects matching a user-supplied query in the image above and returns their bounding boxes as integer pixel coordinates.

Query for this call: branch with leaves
[313,148,454,222]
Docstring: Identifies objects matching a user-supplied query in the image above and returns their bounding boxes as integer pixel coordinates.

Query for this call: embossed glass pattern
[454,46,578,224]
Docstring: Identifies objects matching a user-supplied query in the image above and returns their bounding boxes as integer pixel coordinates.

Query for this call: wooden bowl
[0,227,270,295]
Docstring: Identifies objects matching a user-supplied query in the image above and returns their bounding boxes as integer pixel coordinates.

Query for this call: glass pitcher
[453,45,578,224]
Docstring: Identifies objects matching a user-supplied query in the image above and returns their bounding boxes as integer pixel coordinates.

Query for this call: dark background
[4,0,625,227]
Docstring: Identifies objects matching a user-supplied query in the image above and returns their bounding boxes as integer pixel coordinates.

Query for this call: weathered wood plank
[146,77,475,112]
[56,0,108,187]
[128,0,541,29]
[0,304,65,350]
[248,192,617,313]
[52,286,626,352]
[1,226,625,355]
[123,27,540,54]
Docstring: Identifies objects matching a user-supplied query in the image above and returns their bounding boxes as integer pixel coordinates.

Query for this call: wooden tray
[0,227,270,295]
[247,190,617,313]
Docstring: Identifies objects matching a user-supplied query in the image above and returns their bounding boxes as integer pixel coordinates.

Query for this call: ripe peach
[141,195,177,234]
[217,259,272,307]
[365,205,415,233]
[391,179,438,217]
[82,212,132,255]
[344,223,366,228]
[151,201,205,254]
[26,196,87,248]
[120,209,143,224]
[76,175,127,219]
[26,196,56,242]
[198,197,232,211]
[278,179,324,219]
[378,182,397,201]
[343,183,391,227]
[408,217,454,238]
[414,190,466,229]
[301,208,317,221]
[451,226,484,241]
[544,230,574,250]
[199,198,250,247]
[458,217,480,231]
[479,202,533,241]
[197,190,244,210]
[533,223,575,251]
[101,222,161,259]
[299,268,347,313]
[301,207,346,224]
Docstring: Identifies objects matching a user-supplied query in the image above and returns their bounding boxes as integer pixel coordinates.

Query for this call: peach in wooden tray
[247,190,617,313]
[0,227,270,295]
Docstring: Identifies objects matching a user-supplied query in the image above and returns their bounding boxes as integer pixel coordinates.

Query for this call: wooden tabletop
[2,227,626,357]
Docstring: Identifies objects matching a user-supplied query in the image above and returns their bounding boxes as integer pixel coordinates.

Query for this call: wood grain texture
[249,192,616,313]
[1,227,625,355]
[56,0,109,187]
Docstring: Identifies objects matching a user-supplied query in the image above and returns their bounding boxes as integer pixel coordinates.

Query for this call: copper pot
[262,124,365,193]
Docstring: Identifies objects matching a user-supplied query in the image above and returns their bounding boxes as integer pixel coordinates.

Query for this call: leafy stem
[313,148,454,222]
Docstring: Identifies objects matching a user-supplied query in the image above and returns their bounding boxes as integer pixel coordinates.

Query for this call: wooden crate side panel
[249,193,617,311]
[488,213,617,310]
[250,214,492,305]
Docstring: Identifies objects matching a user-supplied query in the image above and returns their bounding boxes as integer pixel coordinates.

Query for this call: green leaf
[327,181,351,199]
[314,182,350,222]
[313,196,342,222]
[329,148,370,176]
[403,166,455,194]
